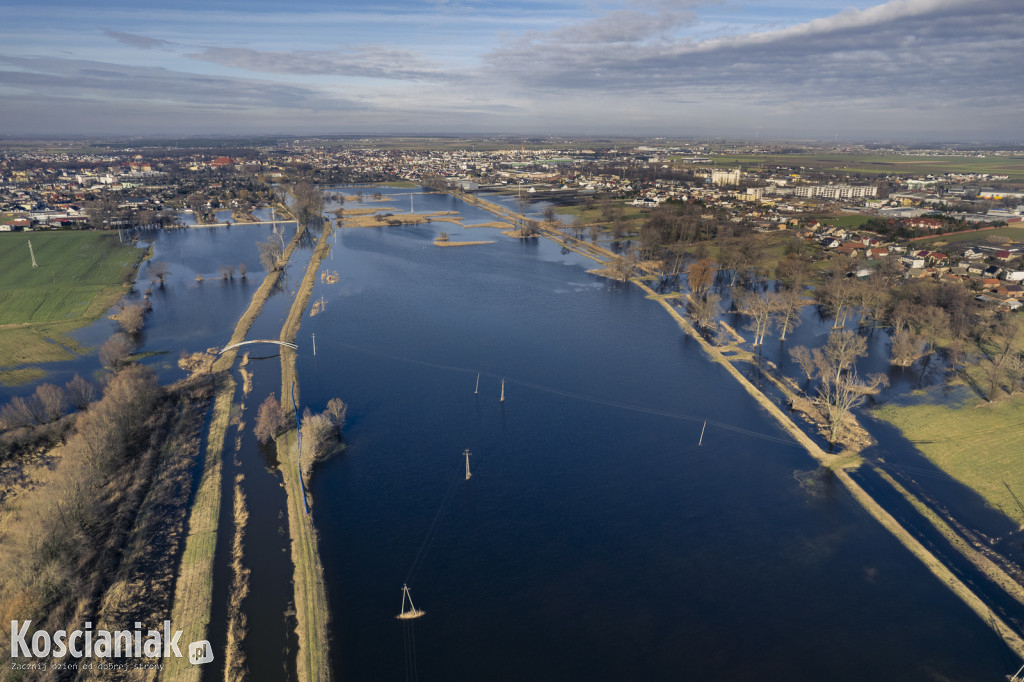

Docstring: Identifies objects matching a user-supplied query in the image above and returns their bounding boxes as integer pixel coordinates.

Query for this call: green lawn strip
[872,395,1024,526]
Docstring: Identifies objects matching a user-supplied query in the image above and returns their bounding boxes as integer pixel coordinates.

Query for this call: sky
[0,0,1021,142]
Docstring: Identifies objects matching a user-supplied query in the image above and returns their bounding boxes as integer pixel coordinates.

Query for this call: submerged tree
[771,288,806,341]
[254,392,287,444]
[687,257,717,298]
[687,292,722,332]
[257,234,285,272]
[99,332,136,371]
[814,366,889,445]
[739,291,774,347]
[118,302,147,336]
[149,261,170,287]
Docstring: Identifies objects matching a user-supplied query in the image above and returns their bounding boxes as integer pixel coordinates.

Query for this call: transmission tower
[27,239,38,268]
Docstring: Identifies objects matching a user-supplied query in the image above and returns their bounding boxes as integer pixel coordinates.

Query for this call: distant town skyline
[1,0,1021,142]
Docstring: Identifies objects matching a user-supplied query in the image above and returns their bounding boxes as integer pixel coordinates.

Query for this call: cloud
[188,46,450,82]
[483,0,1024,104]
[544,9,696,45]
[103,30,173,50]
[0,55,361,111]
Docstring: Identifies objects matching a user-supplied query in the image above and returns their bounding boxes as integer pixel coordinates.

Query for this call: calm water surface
[291,187,1016,681]
[4,190,1018,680]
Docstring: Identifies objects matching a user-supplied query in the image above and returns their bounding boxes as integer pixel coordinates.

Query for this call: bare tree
[815,273,857,328]
[588,225,600,243]
[257,236,284,272]
[612,245,639,281]
[254,393,287,444]
[739,291,774,346]
[913,305,950,353]
[325,397,348,436]
[688,258,717,298]
[890,329,926,367]
[219,264,235,280]
[238,262,248,279]
[771,288,806,341]
[34,383,67,423]
[150,261,170,287]
[822,329,868,383]
[65,374,96,410]
[0,396,36,429]
[293,179,326,225]
[775,255,810,291]
[789,345,817,383]
[814,367,889,444]
[118,302,147,336]
[99,333,135,371]
[687,292,722,331]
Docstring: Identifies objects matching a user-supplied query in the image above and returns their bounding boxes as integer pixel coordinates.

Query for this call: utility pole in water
[312,333,316,356]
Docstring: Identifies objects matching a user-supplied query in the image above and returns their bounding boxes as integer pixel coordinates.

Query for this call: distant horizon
[2,0,1022,143]
[2,133,1023,149]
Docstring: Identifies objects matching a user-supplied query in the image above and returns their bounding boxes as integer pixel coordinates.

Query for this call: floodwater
[5,189,1022,680]
[291,186,1020,680]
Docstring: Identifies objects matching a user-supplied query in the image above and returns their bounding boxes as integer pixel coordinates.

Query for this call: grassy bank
[165,218,307,681]
[163,373,235,682]
[91,377,214,681]
[873,394,1024,526]
[277,220,334,682]
[0,231,145,384]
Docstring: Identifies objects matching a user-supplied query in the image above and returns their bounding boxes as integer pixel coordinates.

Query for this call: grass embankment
[634,278,1024,658]
[163,373,234,682]
[873,394,1024,526]
[90,378,214,681]
[164,216,306,682]
[434,240,495,247]
[834,465,1024,659]
[277,221,333,682]
[0,232,144,384]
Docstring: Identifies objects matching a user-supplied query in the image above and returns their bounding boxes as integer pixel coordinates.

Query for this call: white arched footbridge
[219,339,299,354]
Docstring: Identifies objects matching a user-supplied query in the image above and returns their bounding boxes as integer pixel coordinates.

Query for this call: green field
[676,152,1024,182]
[911,226,1024,247]
[812,214,874,228]
[873,393,1024,525]
[0,232,143,384]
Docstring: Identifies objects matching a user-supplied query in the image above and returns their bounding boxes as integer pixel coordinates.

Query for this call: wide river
[291,187,1017,681]
[7,188,1017,680]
